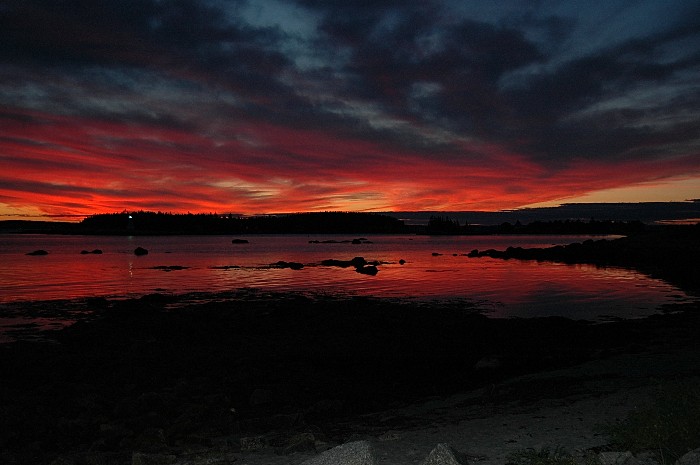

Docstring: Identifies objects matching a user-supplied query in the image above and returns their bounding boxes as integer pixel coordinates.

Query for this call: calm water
[0,234,696,339]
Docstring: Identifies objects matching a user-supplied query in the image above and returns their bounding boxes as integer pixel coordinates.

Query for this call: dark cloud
[501,21,700,162]
[0,0,292,99]
[1,0,699,216]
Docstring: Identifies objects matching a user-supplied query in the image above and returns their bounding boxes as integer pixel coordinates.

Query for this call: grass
[601,378,700,463]
[506,447,580,465]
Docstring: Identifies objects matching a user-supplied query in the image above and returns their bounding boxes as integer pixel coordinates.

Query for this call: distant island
[0,209,677,235]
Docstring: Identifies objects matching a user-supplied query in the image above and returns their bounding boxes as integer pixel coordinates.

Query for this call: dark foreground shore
[2,290,700,465]
[2,226,700,465]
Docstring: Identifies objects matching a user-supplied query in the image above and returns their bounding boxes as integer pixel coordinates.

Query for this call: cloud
[1,0,699,217]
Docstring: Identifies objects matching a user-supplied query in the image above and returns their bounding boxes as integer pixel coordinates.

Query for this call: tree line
[78,211,409,234]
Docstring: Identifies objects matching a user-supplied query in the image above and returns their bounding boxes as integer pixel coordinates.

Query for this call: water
[0,234,696,339]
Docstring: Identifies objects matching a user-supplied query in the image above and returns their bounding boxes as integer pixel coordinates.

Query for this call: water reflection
[0,234,695,322]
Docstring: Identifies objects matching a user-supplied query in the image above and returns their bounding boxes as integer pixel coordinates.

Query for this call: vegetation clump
[601,379,700,462]
[506,447,579,465]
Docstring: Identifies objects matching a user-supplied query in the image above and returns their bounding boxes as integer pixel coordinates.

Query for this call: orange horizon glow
[3,107,699,222]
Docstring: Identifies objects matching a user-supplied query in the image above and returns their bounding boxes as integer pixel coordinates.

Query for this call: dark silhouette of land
[0,210,662,235]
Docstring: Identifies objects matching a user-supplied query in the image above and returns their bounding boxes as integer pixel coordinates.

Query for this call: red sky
[1,1,699,220]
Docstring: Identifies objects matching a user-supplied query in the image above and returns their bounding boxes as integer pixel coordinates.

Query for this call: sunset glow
[2,1,699,219]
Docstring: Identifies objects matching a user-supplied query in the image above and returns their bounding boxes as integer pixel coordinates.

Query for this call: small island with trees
[1,210,652,236]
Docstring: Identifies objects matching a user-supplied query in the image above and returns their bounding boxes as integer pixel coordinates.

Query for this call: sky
[1,0,700,219]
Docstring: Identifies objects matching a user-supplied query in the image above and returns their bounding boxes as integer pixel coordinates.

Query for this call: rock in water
[356,265,379,275]
[420,443,469,465]
[300,440,376,465]
[134,247,149,256]
[26,249,49,255]
[231,238,249,244]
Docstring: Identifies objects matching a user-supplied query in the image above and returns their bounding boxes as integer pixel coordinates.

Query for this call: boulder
[134,247,148,256]
[356,265,378,276]
[420,443,469,465]
[677,448,700,465]
[231,239,249,244]
[26,249,49,255]
[300,440,376,465]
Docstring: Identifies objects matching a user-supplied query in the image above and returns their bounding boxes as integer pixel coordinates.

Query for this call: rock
[151,266,188,272]
[300,440,376,465]
[26,249,49,255]
[231,239,249,244]
[272,261,304,270]
[134,247,149,256]
[399,259,406,265]
[356,265,378,275]
[432,252,442,256]
[321,257,367,268]
[677,448,700,465]
[467,249,479,257]
[352,239,362,244]
[80,249,103,254]
[420,443,469,465]
[598,451,635,465]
